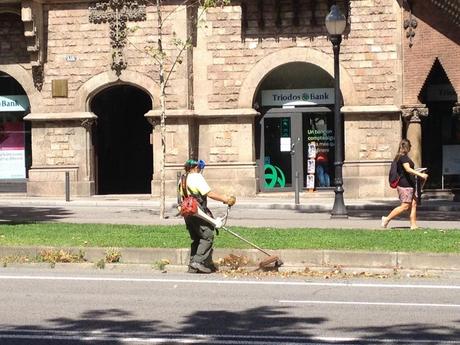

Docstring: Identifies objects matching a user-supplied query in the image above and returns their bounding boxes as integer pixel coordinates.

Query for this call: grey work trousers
[185,216,215,265]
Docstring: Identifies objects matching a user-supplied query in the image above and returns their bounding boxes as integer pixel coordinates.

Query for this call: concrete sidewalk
[0,192,459,229]
[0,192,459,210]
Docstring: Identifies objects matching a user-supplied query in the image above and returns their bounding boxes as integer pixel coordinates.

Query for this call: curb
[1,246,459,273]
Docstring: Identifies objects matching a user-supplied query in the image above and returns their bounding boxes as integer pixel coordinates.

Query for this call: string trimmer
[194,205,283,269]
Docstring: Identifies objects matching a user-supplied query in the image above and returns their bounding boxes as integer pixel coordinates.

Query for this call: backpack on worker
[388,159,400,188]
[178,174,199,217]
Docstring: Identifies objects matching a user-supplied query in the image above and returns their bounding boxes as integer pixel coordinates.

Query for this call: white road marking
[280,300,460,308]
[0,274,460,290]
[0,331,458,344]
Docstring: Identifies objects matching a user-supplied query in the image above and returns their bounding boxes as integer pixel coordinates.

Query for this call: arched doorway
[420,59,459,190]
[90,85,153,194]
[0,71,31,192]
[254,62,336,192]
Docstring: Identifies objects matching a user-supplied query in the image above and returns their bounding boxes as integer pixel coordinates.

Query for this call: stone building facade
[0,0,458,198]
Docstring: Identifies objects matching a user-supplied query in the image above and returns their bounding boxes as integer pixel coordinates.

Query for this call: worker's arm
[207,191,230,204]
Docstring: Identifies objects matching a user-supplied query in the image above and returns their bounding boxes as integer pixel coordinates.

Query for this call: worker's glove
[226,195,236,207]
[214,217,223,229]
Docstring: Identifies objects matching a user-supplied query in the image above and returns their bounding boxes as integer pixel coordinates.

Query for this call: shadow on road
[0,308,459,344]
[336,320,460,343]
[0,307,325,344]
[180,305,326,336]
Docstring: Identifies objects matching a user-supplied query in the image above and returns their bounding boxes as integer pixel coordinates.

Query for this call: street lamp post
[325,5,348,218]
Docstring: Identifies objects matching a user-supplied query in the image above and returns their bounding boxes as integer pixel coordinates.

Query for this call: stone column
[401,105,429,167]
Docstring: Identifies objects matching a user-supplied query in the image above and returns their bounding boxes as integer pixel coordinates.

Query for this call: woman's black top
[397,154,415,188]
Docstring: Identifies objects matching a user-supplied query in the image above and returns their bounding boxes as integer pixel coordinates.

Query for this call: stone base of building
[343,161,394,199]
[27,166,95,197]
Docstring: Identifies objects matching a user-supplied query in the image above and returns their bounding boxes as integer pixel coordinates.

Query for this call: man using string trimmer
[178,159,282,271]
[178,159,236,273]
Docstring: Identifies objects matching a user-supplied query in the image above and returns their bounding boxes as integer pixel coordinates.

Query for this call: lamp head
[325,5,346,36]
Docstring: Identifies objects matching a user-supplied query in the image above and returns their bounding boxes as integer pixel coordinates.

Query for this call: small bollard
[295,171,300,206]
[65,171,70,202]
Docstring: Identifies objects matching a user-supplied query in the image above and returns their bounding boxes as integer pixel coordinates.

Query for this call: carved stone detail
[146,117,156,126]
[401,105,429,123]
[292,0,299,26]
[257,0,264,29]
[81,118,96,131]
[241,1,248,34]
[32,65,44,91]
[22,1,45,90]
[275,0,281,28]
[310,0,317,26]
[89,0,147,76]
[403,0,417,47]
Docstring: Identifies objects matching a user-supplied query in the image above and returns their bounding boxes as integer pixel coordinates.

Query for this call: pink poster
[0,122,25,150]
[0,121,26,179]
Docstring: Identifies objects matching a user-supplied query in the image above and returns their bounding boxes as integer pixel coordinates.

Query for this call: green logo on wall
[264,164,286,188]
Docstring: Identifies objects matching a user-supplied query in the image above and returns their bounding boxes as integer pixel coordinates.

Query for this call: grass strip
[0,223,459,253]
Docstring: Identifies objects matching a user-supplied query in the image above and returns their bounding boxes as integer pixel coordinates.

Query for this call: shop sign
[426,84,457,102]
[0,95,29,112]
[261,88,335,106]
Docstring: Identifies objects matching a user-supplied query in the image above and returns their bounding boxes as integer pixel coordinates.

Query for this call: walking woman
[381,139,428,230]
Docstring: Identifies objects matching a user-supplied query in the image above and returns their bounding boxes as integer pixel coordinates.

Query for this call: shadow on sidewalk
[0,207,73,224]
[344,209,460,222]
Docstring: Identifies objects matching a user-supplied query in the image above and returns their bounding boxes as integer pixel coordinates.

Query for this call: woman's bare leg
[382,203,410,227]
[409,198,418,229]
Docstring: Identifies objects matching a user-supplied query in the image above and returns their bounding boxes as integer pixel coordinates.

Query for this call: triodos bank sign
[261,88,334,106]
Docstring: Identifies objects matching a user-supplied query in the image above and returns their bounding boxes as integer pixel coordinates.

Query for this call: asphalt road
[0,268,459,344]
[1,204,460,229]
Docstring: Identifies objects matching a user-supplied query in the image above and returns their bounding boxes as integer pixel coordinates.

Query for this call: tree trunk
[157,0,166,219]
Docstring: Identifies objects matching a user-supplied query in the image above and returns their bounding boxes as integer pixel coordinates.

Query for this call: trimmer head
[258,255,284,269]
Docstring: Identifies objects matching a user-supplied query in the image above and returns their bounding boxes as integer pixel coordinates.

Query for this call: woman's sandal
[381,216,389,228]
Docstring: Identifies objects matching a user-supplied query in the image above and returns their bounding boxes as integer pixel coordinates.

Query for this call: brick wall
[42,3,186,112]
[203,0,400,109]
[403,1,460,104]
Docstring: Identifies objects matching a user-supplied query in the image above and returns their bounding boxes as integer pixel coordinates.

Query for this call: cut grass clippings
[0,223,459,253]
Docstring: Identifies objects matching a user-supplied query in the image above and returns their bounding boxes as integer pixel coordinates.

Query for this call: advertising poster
[306,174,315,189]
[307,159,315,174]
[280,137,291,152]
[0,121,26,179]
[308,142,317,158]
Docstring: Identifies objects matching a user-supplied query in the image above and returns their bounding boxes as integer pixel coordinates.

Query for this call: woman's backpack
[388,159,400,188]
